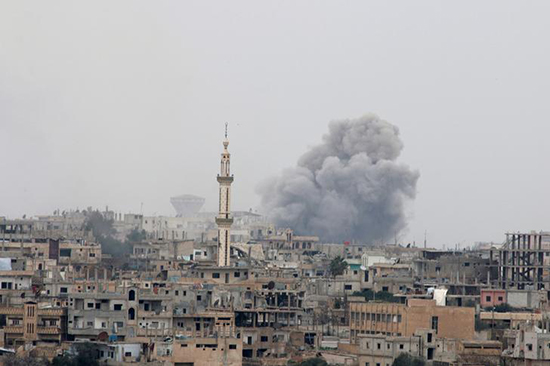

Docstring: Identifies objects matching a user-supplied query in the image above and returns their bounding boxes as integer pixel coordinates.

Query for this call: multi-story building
[0,301,67,347]
[358,329,436,366]
[349,298,475,343]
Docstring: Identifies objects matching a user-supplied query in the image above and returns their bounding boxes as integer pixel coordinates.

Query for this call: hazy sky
[2,1,550,248]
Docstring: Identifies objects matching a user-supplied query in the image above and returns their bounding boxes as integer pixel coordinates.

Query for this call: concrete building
[502,326,550,366]
[481,289,507,308]
[349,298,475,343]
[0,302,67,347]
[491,232,550,292]
[358,329,436,366]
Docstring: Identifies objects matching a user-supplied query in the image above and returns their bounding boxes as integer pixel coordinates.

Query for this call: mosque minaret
[215,124,234,267]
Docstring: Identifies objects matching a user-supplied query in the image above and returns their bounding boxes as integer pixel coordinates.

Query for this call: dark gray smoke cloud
[258,114,419,243]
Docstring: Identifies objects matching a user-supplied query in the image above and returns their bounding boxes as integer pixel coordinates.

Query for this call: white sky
[1,1,550,248]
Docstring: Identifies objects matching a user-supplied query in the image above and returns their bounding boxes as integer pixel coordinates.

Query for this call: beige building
[168,309,242,366]
[0,301,67,347]
[358,329,436,366]
[349,299,475,343]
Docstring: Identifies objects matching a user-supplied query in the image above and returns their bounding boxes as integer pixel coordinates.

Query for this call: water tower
[170,195,205,217]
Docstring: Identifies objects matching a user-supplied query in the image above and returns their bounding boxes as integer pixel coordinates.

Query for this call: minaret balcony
[217,176,234,183]
[215,217,234,225]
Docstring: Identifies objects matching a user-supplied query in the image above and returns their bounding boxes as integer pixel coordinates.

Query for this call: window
[87,303,94,308]
[399,344,404,350]
[344,284,352,290]
[527,344,533,351]
[175,291,179,296]
[197,295,202,301]
[212,273,220,279]
[486,296,491,302]
[60,287,68,293]
[229,344,237,350]
[125,352,132,357]
[431,316,439,333]
[498,296,503,301]
[234,272,240,278]
[261,336,268,342]
[114,304,123,311]
[60,249,71,257]
[377,343,381,350]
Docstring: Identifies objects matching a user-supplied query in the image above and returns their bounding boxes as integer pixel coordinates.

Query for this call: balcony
[0,307,24,315]
[37,326,61,335]
[38,309,65,316]
[3,325,23,334]
[139,310,172,318]
[136,327,171,337]
[69,326,127,336]
[70,309,126,318]
[68,327,101,336]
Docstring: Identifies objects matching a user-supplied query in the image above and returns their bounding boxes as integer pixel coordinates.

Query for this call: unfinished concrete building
[491,232,550,292]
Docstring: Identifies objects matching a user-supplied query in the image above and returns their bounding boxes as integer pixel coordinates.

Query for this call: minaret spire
[216,123,234,267]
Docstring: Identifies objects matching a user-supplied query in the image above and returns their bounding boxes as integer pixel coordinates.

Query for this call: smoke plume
[258,114,419,244]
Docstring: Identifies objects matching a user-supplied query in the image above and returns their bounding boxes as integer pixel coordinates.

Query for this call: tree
[329,256,348,277]
[392,353,426,366]
[126,228,147,243]
[4,355,49,366]
[51,342,99,366]
[351,289,400,303]
[297,358,328,366]
[85,210,116,239]
[85,211,131,257]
